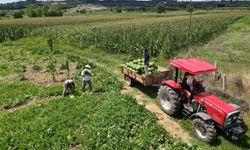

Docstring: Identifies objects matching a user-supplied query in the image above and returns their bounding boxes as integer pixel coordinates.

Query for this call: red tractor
[158,58,246,143]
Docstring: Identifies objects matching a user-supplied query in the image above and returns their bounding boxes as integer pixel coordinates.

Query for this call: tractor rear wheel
[157,86,182,116]
[192,118,217,143]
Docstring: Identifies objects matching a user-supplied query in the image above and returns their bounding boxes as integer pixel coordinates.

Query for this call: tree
[13,11,23,19]
[26,4,37,17]
[36,7,44,17]
[45,9,63,17]
[26,0,36,4]
[186,3,194,13]
[0,11,7,17]
[79,9,86,14]
[26,4,43,17]
[155,2,167,13]
[115,8,122,13]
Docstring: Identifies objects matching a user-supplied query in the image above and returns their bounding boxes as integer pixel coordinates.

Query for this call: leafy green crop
[0,93,195,150]
[0,81,62,109]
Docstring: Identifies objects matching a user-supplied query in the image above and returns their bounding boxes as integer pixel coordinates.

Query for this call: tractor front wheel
[192,118,217,143]
[157,86,182,116]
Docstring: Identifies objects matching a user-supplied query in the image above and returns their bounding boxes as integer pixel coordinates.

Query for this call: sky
[0,0,24,4]
[0,0,242,4]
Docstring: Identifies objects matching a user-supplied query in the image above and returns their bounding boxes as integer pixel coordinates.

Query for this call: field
[0,10,250,149]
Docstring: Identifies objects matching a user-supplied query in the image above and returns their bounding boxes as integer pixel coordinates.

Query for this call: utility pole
[186,0,193,57]
[188,0,193,43]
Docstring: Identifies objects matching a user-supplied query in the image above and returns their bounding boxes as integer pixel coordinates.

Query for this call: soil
[24,63,77,86]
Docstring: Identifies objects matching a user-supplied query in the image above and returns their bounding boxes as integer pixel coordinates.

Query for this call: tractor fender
[191,112,212,121]
[161,80,181,90]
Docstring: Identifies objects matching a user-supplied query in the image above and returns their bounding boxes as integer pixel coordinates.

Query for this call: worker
[63,79,75,96]
[144,49,150,75]
[182,72,195,101]
[81,64,92,93]
[183,72,195,91]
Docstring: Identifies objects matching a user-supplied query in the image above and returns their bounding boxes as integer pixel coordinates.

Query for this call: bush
[13,12,23,19]
[26,5,43,17]
[45,9,63,17]
[79,9,86,14]
[0,11,7,17]
[115,8,122,13]
[155,2,167,13]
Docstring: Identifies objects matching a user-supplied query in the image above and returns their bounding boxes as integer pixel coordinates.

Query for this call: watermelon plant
[0,93,196,149]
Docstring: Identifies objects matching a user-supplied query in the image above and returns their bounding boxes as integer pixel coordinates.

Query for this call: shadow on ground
[132,82,159,99]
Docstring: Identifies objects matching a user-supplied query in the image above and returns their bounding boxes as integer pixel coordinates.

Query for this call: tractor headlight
[225,111,239,127]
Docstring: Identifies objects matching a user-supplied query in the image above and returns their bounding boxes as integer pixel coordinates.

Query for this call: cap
[85,64,91,69]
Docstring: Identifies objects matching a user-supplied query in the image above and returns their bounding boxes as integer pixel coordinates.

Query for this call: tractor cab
[161,58,216,102]
[158,58,246,143]
[165,58,216,91]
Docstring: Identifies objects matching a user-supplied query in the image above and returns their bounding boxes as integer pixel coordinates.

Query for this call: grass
[192,16,250,105]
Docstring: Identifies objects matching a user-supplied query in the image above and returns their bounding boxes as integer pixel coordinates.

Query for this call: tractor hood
[202,94,236,114]
[196,92,237,114]
[195,92,238,126]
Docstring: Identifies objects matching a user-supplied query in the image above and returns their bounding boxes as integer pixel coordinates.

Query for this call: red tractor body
[194,92,236,126]
[158,58,246,143]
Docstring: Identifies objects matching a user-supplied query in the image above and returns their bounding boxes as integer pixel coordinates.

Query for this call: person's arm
[81,70,84,77]
[187,76,194,91]
[88,70,92,77]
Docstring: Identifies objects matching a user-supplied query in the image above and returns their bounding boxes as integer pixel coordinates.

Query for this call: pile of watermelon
[121,59,158,75]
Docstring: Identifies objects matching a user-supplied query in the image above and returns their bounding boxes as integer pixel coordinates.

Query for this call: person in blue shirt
[81,64,92,93]
[144,49,150,75]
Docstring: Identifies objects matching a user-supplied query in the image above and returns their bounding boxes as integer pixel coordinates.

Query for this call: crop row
[0,15,139,43]
[32,13,243,58]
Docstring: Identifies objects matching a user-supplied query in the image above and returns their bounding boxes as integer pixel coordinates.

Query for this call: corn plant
[46,59,57,82]
[32,13,243,58]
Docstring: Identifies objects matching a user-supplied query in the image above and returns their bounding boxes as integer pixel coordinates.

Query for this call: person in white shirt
[81,64,92,93]
[63,79,75,96]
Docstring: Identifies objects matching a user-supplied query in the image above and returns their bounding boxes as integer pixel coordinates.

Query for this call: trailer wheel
[157,86,182,116]
[125,75,133,86]
[192,118,216,143]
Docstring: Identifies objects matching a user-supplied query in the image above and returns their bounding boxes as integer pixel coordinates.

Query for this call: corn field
[0,25,33,43]
[0,13,244,58]
[32,13,242,58]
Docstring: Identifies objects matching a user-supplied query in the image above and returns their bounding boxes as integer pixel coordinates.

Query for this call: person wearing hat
[63,79,75,96]
[143,49,150,75]
[81,64,92,93]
